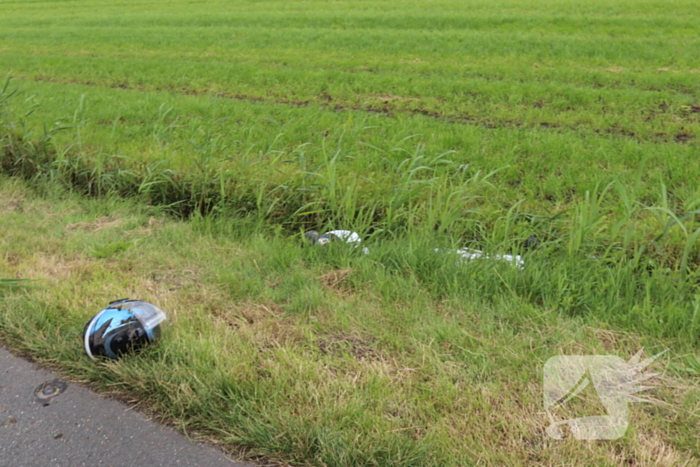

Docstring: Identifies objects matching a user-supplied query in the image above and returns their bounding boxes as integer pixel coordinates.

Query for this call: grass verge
[0,177,698,466]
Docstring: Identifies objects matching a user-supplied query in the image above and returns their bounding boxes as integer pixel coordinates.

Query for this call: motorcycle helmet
[83,299,167,361]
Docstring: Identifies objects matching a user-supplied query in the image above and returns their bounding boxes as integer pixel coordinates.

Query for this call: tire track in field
[20,74,697,145]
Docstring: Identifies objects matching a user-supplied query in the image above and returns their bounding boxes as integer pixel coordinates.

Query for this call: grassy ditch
[2,79,700,343]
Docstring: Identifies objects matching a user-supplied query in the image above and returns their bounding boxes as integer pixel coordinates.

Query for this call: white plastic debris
[305,230,370,254]
[435,247,524,269]
[305,230,523,267]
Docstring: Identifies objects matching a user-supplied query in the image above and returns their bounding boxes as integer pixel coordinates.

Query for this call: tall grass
[2,88,699,344]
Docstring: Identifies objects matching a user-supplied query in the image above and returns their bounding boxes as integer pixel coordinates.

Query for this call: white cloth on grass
[322,230,370,255]
[316,230,524,268]
[435,247,524,270]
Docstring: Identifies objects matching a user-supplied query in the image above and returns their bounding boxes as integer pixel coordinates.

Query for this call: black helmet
[83,299,167,361]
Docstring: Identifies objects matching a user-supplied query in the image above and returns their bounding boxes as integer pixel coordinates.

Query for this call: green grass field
[1,0,699,465]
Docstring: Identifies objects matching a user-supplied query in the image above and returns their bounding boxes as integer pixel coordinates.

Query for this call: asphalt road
[0,346,255,467]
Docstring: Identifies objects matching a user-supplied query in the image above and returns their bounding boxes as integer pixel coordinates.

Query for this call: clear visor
[121,301,167,331]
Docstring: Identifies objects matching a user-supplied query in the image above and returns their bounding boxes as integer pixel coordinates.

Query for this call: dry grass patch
[590,326,645,354]
[236,302,286,324]
[148,267,201,292]
[318,332,380,362]
[0,194,25,213]
[19,255,98,283]
[316,268,354,296]
[196,299,307,350]
[66,216,122,232]
[0,181,28,213]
